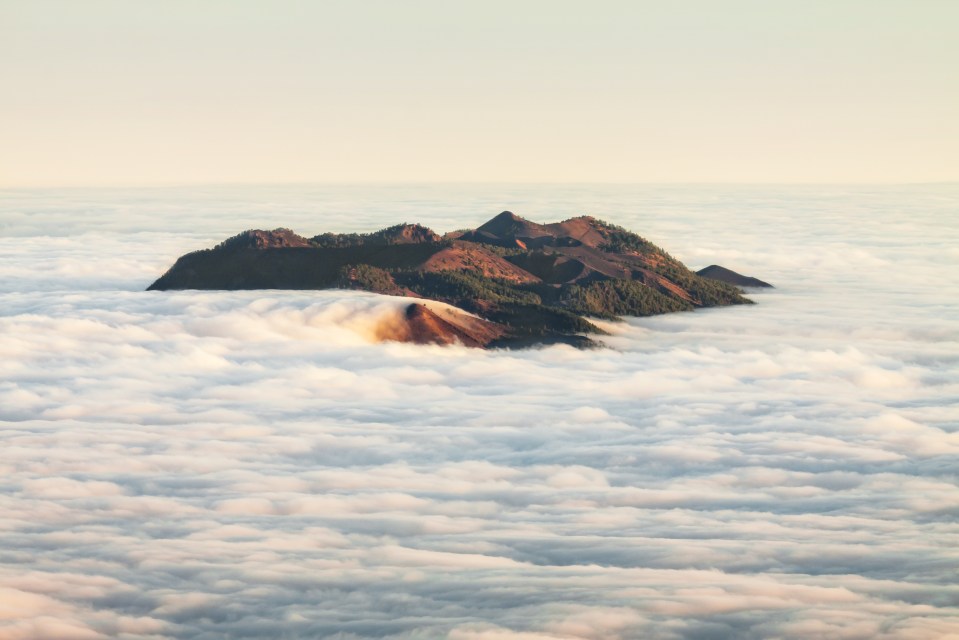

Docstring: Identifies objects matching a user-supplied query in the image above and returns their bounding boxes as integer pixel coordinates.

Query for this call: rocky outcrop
[218,228,312,250]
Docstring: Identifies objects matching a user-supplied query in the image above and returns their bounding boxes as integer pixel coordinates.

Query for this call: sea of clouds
[1,184,957,639]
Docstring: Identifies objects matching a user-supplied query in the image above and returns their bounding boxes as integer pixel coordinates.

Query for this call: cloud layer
[1,185,958,639]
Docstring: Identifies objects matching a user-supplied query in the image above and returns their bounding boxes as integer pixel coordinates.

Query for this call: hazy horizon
[3,0,957,187]
[6,179,959,189]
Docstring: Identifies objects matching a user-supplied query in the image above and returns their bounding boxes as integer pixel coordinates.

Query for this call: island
[148,212,770,348]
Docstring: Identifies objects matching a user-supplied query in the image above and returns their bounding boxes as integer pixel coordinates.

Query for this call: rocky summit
[149,212,769,348]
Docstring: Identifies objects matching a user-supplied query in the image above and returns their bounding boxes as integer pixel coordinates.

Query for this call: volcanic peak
[149,211,767,348]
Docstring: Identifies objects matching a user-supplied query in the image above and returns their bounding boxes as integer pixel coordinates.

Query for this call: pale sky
[1,0,957,186]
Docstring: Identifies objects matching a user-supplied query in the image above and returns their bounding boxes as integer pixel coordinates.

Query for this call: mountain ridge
[149,212,768,348]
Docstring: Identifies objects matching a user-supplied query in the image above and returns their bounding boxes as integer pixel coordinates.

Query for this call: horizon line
[3,179,958,191]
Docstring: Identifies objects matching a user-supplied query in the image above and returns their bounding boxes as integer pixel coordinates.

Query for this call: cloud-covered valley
[1,185,957,639]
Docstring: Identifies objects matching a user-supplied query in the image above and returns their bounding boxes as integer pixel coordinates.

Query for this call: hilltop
[149,212,767,348]
[696,264,773,288]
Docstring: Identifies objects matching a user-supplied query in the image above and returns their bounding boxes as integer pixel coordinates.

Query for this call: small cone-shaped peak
[477,211,541,237]
[696,265,773,288]
[478,210,519,226]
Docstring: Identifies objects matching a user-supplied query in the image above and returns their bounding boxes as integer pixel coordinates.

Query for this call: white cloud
[1,185,957,639]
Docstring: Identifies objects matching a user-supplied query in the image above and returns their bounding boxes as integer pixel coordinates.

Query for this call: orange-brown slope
[470,213,610,249]
[542,216,609,247]
[419,241,541,283]
[399,303,506,347]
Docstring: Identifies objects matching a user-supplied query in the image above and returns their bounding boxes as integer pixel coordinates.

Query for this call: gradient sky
[2,0,957,186]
